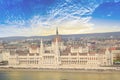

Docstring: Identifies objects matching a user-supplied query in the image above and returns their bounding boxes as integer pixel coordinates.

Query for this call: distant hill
[62,32,120,39]
[0,31,120,41]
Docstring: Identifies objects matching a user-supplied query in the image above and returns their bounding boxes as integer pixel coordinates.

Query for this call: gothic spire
[56,27,58,36]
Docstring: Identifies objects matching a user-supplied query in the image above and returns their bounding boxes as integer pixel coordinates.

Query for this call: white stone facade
[0,39,113,69]
[0,29,114,69]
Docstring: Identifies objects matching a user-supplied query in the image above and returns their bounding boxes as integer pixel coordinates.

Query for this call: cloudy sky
[0,0,120,37]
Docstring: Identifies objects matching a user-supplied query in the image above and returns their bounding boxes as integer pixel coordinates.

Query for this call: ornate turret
[40,39,44,55]
[105,47,113,66]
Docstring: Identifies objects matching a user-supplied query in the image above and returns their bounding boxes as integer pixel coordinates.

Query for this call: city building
[0,28,116,69]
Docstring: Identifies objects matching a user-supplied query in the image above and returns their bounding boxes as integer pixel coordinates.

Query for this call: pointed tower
[56,27,58,36]
[105,48,113,66]
[53,27,62,43]
[40,39,44,56]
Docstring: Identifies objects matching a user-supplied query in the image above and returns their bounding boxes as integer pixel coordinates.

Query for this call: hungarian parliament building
[0,28,117,69]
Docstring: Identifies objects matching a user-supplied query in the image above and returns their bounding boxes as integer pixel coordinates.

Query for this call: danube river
[0,71,120,80]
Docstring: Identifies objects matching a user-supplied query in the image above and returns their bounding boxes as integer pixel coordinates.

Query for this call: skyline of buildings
[0,28,120,70]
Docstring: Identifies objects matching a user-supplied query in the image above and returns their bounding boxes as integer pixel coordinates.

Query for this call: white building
[0,28,114,69]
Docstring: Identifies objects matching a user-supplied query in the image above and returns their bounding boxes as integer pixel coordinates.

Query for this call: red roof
[109,47,116,51]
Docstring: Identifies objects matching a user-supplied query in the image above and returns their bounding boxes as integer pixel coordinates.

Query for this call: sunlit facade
[0,29,114,69]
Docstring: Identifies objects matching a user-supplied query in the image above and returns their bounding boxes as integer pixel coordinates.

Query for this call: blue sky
[0,0,120,37]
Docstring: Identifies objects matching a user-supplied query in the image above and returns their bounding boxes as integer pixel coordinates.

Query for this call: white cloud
[0,1,100,37]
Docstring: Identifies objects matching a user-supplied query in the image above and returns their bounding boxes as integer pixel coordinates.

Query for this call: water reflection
[0,71,120,80]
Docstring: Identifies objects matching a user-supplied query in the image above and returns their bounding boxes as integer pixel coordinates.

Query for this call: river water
[0,71,120,80]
